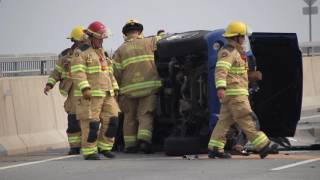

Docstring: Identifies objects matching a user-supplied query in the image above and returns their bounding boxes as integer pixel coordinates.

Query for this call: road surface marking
[0,155,79,171]
[271,158,320,171]
[300,114,320,120]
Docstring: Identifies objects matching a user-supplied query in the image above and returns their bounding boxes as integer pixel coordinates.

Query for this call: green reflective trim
[78,81,90,91]
[225,88,249,96]
[61,72,70,79]
[87,67,101,73]
[71,64,87,73]
[114,63,123,70]
[55,64,63,73]
[124,136,137,142]
[138,129,152,136]
[208,139,225,149]
[124,136,137,147]
[86,66,101,73]
[74,90,82,96]
[229,66,246,74]
[81,147,98,155]
[109,66,114,72]
[68,136,81,143]
[137,129,152,141]
[97,141,113,151]
[86,66,110,74]
[74,89,109,97]
[91,90,106,97]
[47,77,57,85]
[122,55,154,68]
[216,61,232,70]
[252,133,268,146]
[215,80,227,88]
[230,66,245,71]
[120,80,162,94]
[59,89,68,96]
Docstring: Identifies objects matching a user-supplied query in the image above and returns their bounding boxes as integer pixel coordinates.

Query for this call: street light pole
[309,4,312,41]
[303,0,318,42]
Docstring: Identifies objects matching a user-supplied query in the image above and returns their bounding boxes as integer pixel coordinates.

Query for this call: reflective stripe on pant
[68,134,81,148]
[98,97,120,151]
[119,94,156,148]
[77,96,120,155]
[66,114,81,148]
[208,96,270,151]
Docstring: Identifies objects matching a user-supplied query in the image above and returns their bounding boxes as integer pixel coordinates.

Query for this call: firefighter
[43,26,86,155]
[156,29,166,40]
[208,21,278,159]
[113,19,162,153]
[70,21,120,160]
[157,29,165,36]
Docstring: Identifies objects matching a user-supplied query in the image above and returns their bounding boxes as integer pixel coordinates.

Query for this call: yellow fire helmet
[67,26,86,41]
[223,21,249,37]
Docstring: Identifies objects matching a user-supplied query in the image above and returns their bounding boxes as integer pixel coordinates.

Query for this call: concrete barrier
[302,56,320,109]
[1,56,320,156]
[0,76,68,156]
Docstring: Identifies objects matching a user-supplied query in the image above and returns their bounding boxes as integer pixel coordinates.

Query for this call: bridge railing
[0,42,319,77]
[0,54,57,77]
[299,42,320,57]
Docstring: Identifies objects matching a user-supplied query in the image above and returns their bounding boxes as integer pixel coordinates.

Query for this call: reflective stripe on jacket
[113,37,161,97]
[70,45,118,97]
[46,48,74,97]
[215,40,249,96]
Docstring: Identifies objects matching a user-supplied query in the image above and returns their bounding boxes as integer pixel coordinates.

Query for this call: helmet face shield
[242,35,252,53]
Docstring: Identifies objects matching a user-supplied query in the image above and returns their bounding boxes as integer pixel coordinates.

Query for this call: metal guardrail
[0,42,319,77]
[0,55,57,77]
[299,42,320,56]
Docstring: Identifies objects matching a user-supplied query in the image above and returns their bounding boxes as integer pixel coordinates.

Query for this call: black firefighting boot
[138,140,153,154]
[208,148,231,159]
[124,146,139,153]
[259,142,279,159]
[68,147,80,155]
[84,153,100,160]
[100,150,115,158]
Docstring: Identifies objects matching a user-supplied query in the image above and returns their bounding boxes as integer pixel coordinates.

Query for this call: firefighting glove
[82,89,92,100]
[44,84,53,95]
[248,71,262,82]
[217,88,225,99]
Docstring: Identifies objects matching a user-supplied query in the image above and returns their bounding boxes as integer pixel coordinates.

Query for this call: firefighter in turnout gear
[70,21,120,160]
[44,26,87,155]
[113,19,162,153]
[208,21,278,159]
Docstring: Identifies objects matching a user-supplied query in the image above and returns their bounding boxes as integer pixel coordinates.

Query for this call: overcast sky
[0,0,319,54]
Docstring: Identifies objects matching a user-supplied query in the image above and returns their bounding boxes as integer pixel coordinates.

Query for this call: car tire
[164,137,202,156]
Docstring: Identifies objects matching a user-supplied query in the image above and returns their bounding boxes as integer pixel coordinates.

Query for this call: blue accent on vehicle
[204,29,226,131]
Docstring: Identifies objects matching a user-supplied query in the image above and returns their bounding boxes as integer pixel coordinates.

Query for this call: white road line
[271,158,320,171]
[300,114,320,120]
[0,155,79,171]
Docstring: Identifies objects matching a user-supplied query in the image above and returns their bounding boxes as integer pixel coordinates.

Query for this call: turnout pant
[64,89,81,148]
[76,95,120,156]
[119,94,157,148]
[208,96,269,152]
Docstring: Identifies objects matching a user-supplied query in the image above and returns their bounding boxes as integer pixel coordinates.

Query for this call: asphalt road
[0,150,319,180]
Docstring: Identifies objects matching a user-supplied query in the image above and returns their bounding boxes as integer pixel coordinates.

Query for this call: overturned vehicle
[152,30,303,155]
[115,29,303,156]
